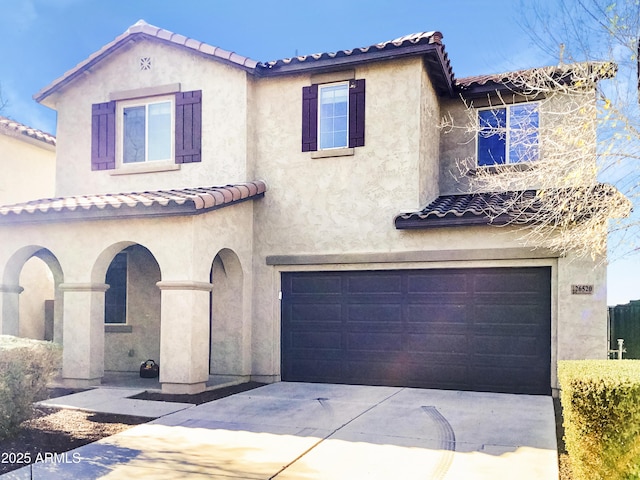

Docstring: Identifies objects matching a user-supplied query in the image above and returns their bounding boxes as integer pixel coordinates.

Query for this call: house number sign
[571,284,594,295]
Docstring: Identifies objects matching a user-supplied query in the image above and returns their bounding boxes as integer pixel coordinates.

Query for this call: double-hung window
[302,78,365,152]
[477,103,539,166]
[319,82,349,149]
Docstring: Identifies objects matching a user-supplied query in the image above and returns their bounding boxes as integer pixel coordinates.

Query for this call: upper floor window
[121,97,173,164]
[91,90,202,171]
[477,103,539,166]
[302,79,365,152]
[319,82,348,149]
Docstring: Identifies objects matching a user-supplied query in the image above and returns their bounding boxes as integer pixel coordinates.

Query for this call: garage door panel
[406,304,467,323]
[473,334,546,356]
[474,271,549,294]
[290,304,342,322]
[474,306,551,327]
[343,361,407,384]
[473,366,548,394]
[289,331,342,349]
[289,274,343,295]
[406,363,469,387]
[407,273,468,294]
[288,359,342,380]
[347,332,404,351]
[282,268,551,395]
[406,334,469,353]
[347,304,402,322]
[347,274,402,294]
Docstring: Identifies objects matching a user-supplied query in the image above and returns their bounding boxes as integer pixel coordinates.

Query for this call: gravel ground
[0,406,148,475]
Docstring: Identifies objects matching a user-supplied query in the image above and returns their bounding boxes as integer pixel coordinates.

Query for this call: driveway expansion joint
[269,387,405,479]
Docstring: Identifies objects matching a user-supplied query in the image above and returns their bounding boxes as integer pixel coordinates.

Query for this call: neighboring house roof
[34,20,456,102]
[394,185,627,229]
[0,116,56,147]
[0,181,266,224]
[457,62,616,97]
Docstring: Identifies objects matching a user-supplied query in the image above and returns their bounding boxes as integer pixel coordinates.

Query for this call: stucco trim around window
[105,325,133,333]
[310,147,354,159]
[109,83,181,101]
[109,162,181,175]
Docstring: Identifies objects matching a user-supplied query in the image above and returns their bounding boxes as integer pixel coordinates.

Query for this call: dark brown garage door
[281,267,551,395]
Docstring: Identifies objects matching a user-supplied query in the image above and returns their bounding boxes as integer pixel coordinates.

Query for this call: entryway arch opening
[2,246,63,343]
[209,248,244,376]
[95,243,162,374]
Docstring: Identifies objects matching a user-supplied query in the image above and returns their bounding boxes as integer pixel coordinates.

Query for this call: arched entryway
[209,248,245,376]
[95,243,162,373]
[2,246,63,344]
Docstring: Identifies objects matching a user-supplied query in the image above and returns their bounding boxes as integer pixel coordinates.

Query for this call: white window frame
[116,95,175,167]
[318,81,349,151]
[476,102,540,167]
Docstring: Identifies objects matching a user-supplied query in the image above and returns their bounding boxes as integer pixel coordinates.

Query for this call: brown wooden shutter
[91,101,116,170]
[348,79,365,148]
[175,90,202,164]
[302,84,318,152]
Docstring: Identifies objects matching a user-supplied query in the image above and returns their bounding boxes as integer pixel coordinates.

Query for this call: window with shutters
[302,79,365,154]
[91,90,202,171]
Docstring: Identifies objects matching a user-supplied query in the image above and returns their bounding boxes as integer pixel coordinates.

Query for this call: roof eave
[0,192,264,225]
[257,43,455,96]
[395,213,513,230]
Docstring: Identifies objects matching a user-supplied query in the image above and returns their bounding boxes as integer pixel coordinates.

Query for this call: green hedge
[0,335,62,439]
[558,360,640,480]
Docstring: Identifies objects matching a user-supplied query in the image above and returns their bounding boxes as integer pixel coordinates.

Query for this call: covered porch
[0,182,265,394]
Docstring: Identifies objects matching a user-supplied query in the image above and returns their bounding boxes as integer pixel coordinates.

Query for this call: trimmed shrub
[558,360,640,480]
[0,335,62,439]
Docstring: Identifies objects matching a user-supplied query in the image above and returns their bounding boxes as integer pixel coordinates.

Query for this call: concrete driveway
[8,382,558,479]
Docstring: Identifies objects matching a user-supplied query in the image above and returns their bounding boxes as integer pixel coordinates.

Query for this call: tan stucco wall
[0,133,55,204]
[50,39,250,197]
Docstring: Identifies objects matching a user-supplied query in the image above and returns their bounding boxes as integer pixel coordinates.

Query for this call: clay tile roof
[394,191,538,229]
[0,116,56,146]
[34,20,259,103]
[456,62,616,92]
[394,185,627,230]
[260,31,443,68]
[34,22,456,102]
[0,181,266,224]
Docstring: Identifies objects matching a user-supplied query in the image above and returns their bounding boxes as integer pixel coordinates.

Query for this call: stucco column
[0,284,24,336]
[157,280,212,394]
[59,283,108,387]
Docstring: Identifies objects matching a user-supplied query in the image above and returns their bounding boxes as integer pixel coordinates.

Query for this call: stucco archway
[209,248,244,376]
[1,246,63,343]
[94,242,162,373]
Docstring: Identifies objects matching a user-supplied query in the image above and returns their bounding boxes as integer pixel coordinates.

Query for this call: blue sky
[0,0,638,305]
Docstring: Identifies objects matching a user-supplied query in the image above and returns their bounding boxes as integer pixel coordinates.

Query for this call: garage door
[281,267,551,395]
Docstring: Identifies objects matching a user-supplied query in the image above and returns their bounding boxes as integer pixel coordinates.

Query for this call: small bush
[0,335,62,439]
[558,360,640,480]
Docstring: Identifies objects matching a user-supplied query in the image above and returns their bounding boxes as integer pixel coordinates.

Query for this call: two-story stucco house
[0,21,610,395]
